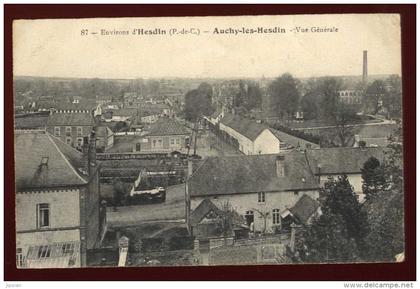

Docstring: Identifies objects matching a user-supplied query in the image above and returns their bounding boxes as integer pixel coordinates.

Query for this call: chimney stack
[363,50,368,85]
[276,155,285,177]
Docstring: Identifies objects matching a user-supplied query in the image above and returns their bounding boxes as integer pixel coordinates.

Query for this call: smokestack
[363,50,368,85]
[276,155,285,177]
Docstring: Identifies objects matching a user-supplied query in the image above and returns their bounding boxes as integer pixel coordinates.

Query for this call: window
[16,248,24,268]
[77,127,83,136]
[37,245,51,259]
[175,138,180,145]
[272,209,280,225]
[66,137,72,145]
[135,143,141,152]
[66,126,72,136]
[258,192,265,203]
[170,138,175,146]
[37,203,50,229]
[245,210,254,227]
[54,127,61,137]
[76,137,83,147]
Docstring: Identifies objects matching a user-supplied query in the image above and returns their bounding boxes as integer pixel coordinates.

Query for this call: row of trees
[364,75,402,118]
[14,77,174,101]
[295,124,403,263]
[184,82,214,121]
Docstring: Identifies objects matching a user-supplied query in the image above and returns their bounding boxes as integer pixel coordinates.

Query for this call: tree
[296,211,360,263]
[184,82,214,121]
[360,122,404,262]
[268,73,300,119]
[383,75,402,119]
[296,176,368,263]
[319,77,342,121]
[322,175,369,245]
[113,178,127,207]
[332,102,358,147]
[245,82,262,110]
[361,157,388,201]
[365,80,386,114]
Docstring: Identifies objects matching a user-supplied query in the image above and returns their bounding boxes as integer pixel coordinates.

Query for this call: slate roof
[220,113,268,141]
[146,118,190,137]
[269,128,319,149]
[47,112,95,126]
[188,151,319,197]
[305,147,386,175]
[289,194,320,224]
[15,130,88,190]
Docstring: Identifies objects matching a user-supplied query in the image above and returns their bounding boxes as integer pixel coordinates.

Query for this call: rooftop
[188,151,319,197]
[289,194,320,224]
[305,147,386,175]
[47,111,95,126]
[15,130,88,190]
[146,118,190,137]
[269,128,319,149]
[221,113,268,141]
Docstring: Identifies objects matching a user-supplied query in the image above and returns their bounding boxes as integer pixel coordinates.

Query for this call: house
[280,194,321,227]
[46,110,95,150]
[15,130,104,268]
[138,111,160,124]
[187,151,320,233]
[189,198,248,240]
[219,113,281,155]
[305,147,386,202]
[203,108,225,126]
[269,128,319,151]
[133,118,190,153]
[104,108,138,123]
[95,126,114,152]
[95,95,113,105]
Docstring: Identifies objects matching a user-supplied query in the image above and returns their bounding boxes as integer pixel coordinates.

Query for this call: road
[107,183,186,227]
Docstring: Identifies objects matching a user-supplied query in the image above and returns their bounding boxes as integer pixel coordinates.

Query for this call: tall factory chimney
[362,50,368,85]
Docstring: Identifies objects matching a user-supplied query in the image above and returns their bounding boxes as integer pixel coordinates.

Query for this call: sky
[13,14,402,79]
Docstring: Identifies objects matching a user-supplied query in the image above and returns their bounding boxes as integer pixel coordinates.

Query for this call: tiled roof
[146,118,190,137]
[47,111,95,126]
[221,113,268,141]
[289,194,319,224]
[305,147,386,175]
[269,128,319,149]
[55,100,98,111]
[15,130,88,190]
[15,114,49,129]
[188,151,319,197]
[111,108,139,117]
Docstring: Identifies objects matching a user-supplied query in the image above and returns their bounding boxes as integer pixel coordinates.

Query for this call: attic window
[41,157,49,165]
